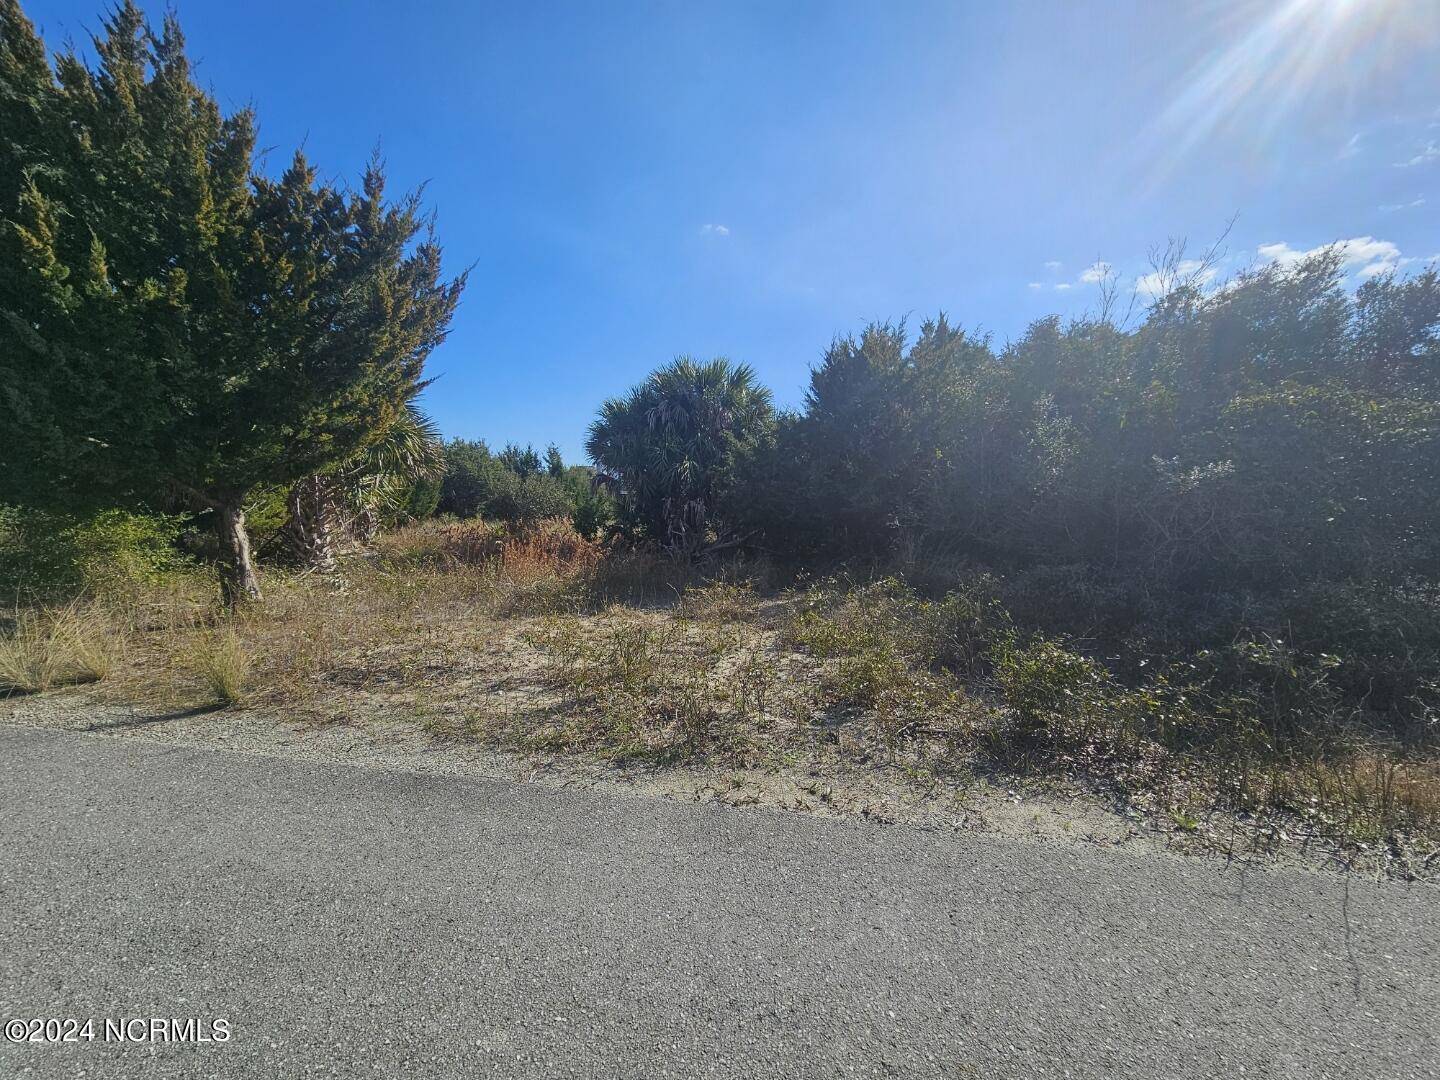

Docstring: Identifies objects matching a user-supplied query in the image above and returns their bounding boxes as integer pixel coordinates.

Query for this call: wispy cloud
[1026,259,1115,294]
[1338,132,1363,159]
[699,223,730,237]
[1380,197,1426,213]
[1395,141,1440,167]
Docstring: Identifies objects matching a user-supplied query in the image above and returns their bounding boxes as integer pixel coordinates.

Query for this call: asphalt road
[1,724,1436,1079]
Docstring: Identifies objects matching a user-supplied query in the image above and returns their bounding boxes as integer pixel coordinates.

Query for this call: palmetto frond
[350,404,446,486]
[584,356,776,551]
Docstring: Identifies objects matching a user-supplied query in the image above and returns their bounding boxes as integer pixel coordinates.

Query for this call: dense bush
[586,357,776,553]
[737,253,1440,740]
[402,475,444,521]
[0,505,191,600]
[436,439,597,531]
[436,439,502,518]
[569,482,616,541]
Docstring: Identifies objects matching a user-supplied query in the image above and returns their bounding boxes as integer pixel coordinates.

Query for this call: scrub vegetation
[2,1,1439,876]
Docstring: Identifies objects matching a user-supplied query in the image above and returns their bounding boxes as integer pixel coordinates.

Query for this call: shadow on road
[83,704,227,731]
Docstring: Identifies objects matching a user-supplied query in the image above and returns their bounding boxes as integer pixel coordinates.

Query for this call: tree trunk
[287,475,340,574]
[354,506,380,544]
[217,503,261,606]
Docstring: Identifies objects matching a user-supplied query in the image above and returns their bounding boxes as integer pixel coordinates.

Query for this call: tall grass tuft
[0,604,117,693]
[191,628,251,706]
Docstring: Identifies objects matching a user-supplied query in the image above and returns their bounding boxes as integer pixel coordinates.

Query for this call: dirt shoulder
[0,687,1404,881]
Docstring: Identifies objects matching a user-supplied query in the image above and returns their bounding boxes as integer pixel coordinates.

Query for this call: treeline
[592,254,1440,587]
[764,255,1438,586]
[4,1,1439,739]
[433,440,612,539]
[586,255,1440,730]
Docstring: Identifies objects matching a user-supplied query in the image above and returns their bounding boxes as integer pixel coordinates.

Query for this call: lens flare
[1144,0,1439,171]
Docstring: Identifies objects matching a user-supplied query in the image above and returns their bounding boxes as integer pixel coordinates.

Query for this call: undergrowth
[4,517,1436,873]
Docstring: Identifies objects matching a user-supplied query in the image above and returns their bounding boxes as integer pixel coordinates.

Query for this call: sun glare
[1149,0,1439,167]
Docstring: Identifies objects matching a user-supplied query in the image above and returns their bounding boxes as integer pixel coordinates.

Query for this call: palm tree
[585,357,774,555]
[286,404,445,573]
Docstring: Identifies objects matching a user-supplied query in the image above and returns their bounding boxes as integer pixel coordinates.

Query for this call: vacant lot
[3,517,1436,880]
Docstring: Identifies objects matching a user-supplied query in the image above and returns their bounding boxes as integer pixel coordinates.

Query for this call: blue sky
[26,0,1440,460]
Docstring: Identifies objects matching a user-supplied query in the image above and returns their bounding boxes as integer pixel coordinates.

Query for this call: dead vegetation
[3,515,1438,878]
[0,602,117,694]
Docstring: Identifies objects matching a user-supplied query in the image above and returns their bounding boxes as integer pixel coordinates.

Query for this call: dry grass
[678,580,762,623]
[505,612,803,763]
[1230,750,1440,854]
[378,518,507,567]
[0,603,117,694]
[8,518,1437,874]
[187,628,252,706]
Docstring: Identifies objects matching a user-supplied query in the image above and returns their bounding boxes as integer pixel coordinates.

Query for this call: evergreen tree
[497,443,542,478]
[545,443,565,478]
[0,0,51,217]
[0,2,465,602]
[436,439,498,518]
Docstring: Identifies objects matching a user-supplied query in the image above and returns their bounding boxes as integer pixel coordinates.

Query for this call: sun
[1150,0,1440,165]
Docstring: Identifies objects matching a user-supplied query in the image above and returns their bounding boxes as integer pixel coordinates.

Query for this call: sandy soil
[1,687,1389,880]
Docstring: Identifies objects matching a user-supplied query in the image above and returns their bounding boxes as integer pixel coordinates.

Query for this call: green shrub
[995,564,1152,645]
[826,643,914,710]
[785,578,968,718]
[0,505,191,601]
[1269,580,1440,722]
[917,577,1014,674]
[570,482,615,540]
[437,438,578,527]
[402,475,444,520]
[787,576,1010,679]
[1189,635,1352,746]
[991,637,1120,752]
[486,470,575,528]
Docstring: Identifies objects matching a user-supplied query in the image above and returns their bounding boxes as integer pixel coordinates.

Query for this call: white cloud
[1255,241,1294,264]
[1338,132,1362,159]
[1134,260,1219,299]
[1134,272,1164,298]
[1395,141,1440,167]
[1043,260,1063,272]
[699,223,730,237]
[1028,236,1425,305]
[1380,197,1426,213]
[1257,236,1408,279]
